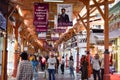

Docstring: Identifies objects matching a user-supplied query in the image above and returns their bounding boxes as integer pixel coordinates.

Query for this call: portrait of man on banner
[57,4,73,27]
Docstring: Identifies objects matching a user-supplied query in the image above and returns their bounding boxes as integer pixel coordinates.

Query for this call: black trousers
[61,64,64,74]
[101,69,104,80]
[93,69,101,80]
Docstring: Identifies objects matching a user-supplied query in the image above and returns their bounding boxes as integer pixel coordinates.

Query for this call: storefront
[0,8,7,79]
[109,1,120,73]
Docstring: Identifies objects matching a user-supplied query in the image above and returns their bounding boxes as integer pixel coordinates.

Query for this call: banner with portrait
[33,3,49,32]
[54,15,67,33]
[57,4,73,27]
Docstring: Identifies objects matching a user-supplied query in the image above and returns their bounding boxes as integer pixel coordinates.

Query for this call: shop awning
[93,29,120,41]
[109,29,120,39]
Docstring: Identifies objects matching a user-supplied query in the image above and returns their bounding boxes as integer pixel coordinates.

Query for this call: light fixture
[44,0,64,2]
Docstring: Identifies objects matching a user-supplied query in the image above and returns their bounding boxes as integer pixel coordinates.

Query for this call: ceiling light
[44,0,64,2]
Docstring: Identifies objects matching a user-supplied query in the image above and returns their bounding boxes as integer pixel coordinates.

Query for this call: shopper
[91,54,101,80]
[41,56,46,71]
[16,51,33,80]
[47,51,56,80]
[60,56,65,74]
[69,56,75,78]
[31,55,39,80]
[55,56,59,74]
[81,55,88,80]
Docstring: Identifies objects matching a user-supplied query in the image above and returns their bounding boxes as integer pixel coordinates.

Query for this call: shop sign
[78,37,87,47]
[71,36,77,43]
[33,3,49,32]
[71,42,77,48]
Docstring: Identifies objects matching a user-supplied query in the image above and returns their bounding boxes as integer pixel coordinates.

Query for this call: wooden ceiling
[8,0,114,52]
[8,0,85,51]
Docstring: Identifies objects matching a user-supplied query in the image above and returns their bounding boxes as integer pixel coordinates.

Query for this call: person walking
[69,56,75,78]
[41,56,46,71]
[81,55,88,80]
[16,51,33,80]
[31,55,39,80]
[47,51,56,80]
[60,56,65,74]
[91,54,101,80]
[55,56,59,74]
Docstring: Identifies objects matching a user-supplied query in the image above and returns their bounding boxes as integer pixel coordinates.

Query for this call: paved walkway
[8,68,93,80]
[8,68,120,80]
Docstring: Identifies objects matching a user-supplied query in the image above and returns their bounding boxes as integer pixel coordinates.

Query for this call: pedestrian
[81,55,88,80]
[16,51,33,80]
[61,56,65,74]
[91,53,101,80]
[31,55,39,80]
[55,56,59,74]
[47,51,56,80]
[69,56,75,78]
[41,56,46,71]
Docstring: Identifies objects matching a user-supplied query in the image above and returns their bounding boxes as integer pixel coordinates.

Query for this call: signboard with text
[34,3,49,32]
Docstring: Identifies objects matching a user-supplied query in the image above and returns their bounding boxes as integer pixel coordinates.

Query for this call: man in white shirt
[91,54,101,80]
[47,51,56,80]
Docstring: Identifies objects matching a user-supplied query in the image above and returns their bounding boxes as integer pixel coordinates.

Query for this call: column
[86,0,91,78]
[12,26,19,77]
[104,0,110,80]
[76,47,79,73]
[66,53,68,68]
[2,32,8,80]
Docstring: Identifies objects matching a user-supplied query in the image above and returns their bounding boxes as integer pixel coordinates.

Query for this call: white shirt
[92,58,101,70]
[61,58,65,64]
[47,57,56,69]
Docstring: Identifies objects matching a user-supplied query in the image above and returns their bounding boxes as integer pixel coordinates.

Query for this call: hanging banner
[54,15,67,33]
[38,32,46,40]
[51,33,59,40]
[33,3,49,32]
[57,4,73,27]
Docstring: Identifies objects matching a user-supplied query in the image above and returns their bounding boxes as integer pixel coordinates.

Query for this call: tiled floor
[8,68,120,80]
[8,67,93,80]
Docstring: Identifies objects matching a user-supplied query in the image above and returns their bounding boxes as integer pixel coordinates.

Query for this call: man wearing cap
[16,51,33,80]
[47,51,56,80]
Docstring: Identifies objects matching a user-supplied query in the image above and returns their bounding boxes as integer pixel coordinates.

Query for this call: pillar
[86,0,92,78]
[21,37,24,52]
[2,33,8,80]
[12,26,19,77]
[76,47,79,73]
[66,53,68,68]
[104,0,110,80]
